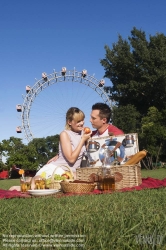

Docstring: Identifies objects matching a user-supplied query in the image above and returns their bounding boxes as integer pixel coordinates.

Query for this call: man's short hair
[92,102,112,122]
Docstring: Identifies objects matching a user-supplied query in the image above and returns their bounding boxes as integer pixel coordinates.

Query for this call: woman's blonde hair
[65,107,85,130]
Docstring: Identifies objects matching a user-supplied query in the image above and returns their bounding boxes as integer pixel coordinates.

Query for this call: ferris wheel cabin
[16,126,22,133]
[98,79,105,87]
[16,104,22,112]
[26,85,31,93]
[42,72,48,81]
[82,69,87,77]
[61,67,67,76]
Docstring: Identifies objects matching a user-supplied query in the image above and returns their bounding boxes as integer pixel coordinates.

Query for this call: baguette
[123,149,147,165]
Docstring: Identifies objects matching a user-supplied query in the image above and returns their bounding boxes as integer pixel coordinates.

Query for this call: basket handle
[51,165,74,182]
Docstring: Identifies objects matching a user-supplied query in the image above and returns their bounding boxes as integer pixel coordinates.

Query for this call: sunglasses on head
[72,107,80,113]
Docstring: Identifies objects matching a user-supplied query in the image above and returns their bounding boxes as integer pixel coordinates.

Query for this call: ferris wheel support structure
[19,68,112,142]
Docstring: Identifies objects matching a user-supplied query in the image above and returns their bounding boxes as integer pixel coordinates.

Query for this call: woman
[35,107,91,180]
[9,107,91,191]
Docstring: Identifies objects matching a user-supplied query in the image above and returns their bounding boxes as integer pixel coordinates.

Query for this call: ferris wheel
[16,67,112,142]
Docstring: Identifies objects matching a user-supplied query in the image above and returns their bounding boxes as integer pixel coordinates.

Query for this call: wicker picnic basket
[76,164,142,190]
[60,181,96,193]
[46,165,74,190]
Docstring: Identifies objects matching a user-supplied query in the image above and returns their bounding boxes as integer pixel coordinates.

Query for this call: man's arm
[47,154,59,164]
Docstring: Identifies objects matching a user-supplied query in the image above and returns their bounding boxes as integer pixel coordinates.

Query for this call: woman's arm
[60,131,91,164]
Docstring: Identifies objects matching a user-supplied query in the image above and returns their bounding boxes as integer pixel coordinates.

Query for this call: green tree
[29,135,59,166]
[0,162,8,171]
[28,137,49,167]
[1,137,24,162]
[1,135,60,171]
[7,144,38,170]
[1,137,38,170]
[101,27,166,115]
[112,104,140,134]
[139,107,166,169]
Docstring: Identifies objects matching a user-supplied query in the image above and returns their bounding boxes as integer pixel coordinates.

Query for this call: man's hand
[47,154,59,164]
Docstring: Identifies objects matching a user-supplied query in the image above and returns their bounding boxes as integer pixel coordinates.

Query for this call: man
[88,102,125,165]
[90,102,124,137]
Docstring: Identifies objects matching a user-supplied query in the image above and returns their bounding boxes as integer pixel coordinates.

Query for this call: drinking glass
[20,177,32,192]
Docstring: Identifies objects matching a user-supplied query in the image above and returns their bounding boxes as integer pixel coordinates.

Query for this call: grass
[0,169,166,249]
[141,168,166,180]
[0,178,20,190]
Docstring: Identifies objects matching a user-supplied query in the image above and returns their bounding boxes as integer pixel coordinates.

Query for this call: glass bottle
[80,151,89,168]
[112,151,120,166]
[99,146,115,191]
[103,146,111,169]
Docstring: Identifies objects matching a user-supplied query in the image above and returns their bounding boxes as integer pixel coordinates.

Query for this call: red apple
[84,127,91,134]
[61,173,70,179]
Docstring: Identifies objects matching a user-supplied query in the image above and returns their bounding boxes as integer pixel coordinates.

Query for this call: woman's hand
[81,131,92,142]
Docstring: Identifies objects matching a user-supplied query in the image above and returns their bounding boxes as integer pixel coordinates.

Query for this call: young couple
[9,103,124,190]
[35,103,124,179]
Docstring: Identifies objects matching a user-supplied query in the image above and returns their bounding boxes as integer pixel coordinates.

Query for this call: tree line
[0,135,59,171]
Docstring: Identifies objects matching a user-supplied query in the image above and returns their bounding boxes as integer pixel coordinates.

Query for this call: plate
[28,189,59,196]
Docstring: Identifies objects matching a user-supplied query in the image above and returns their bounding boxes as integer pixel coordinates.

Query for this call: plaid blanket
[1,177,166,199]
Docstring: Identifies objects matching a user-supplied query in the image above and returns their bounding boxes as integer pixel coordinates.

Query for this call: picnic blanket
[1,177,166,199]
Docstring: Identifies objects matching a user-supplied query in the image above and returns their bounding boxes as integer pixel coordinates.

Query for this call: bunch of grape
[45,178,51,185]
[54,174,66,180]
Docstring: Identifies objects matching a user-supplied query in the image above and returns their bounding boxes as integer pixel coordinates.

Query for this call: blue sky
[0,0,166,144]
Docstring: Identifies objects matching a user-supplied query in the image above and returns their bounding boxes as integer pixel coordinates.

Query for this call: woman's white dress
[35,130,86,179]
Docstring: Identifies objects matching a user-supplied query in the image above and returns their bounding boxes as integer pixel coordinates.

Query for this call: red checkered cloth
[0,189,31,199]
[1,177,166,199]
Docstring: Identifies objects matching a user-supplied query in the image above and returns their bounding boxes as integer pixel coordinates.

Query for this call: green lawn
[0,178,20,190]
[0,169,166,249]
[141,168,166,180]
